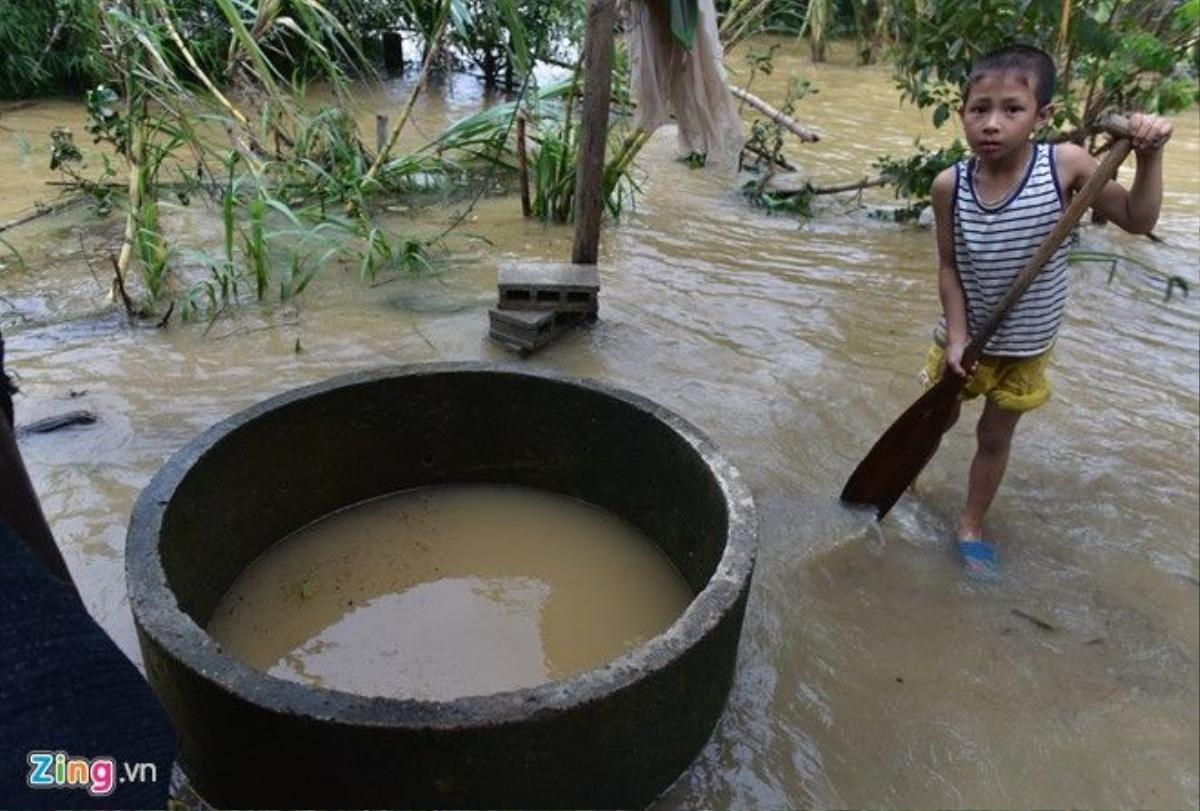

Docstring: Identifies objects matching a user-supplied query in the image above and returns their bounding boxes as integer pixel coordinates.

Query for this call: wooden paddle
[841,115,1135,519]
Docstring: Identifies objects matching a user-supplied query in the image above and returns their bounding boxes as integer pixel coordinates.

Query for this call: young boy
[922,44,1172,578]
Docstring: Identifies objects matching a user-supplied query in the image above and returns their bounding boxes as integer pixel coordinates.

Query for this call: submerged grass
[44,0,536,325]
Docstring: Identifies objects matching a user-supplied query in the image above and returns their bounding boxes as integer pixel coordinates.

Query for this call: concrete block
[497,262,599,314]
[488,308,560,353]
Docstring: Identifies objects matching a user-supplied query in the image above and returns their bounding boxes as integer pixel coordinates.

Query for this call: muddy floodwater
[2,38,1197,809]
[207,485,692,700]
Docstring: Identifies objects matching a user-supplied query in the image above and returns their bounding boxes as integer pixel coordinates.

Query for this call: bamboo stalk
[362,7,450,187]
[1057,0,1073,54]
[729,86,820,142]
[554,50,586,223]
[604,129,650,191]
[116,73,144,281]
[722,0,773,50]
[155,0,250,130]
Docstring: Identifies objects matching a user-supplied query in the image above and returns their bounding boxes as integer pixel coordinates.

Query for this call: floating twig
[1011,608,1057,632]
[812,176,889,195]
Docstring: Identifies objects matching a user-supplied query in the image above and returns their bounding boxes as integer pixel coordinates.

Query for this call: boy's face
[959,70,1051,161]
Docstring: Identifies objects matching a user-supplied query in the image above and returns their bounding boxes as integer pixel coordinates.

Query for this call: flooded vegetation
[2,0,1197,807]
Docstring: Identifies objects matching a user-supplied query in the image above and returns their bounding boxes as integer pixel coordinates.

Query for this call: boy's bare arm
[1057,113,1173,235]
[932,168,970,376]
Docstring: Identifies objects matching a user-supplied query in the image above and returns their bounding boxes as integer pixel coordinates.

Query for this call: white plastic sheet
[626,0,743,166]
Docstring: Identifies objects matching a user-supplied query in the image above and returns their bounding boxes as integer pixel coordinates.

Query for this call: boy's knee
[976,417,1017,455]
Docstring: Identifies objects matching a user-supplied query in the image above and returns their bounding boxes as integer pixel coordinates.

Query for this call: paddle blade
[841,376,964,519]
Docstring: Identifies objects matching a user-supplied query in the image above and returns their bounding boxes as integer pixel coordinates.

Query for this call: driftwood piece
[0,196,84,235]
[16,409,97,436]
[812,176,888,195]
[729,86,820,142]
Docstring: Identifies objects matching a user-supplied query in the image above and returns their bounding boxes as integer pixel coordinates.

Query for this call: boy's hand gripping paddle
[841,115,1135,520]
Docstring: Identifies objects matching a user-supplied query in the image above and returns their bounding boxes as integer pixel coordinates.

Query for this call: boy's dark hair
[965,45,1056,108]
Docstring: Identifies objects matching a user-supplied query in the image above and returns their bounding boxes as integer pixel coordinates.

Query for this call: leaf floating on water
[299,575,316,599]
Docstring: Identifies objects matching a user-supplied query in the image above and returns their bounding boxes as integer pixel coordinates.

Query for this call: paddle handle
[960,115,1134,369]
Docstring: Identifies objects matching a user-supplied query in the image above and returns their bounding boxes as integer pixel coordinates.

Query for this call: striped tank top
[948,141,1069,357]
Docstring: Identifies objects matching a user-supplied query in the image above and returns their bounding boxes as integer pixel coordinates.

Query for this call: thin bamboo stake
[729,86,820,142]
[375,114,388,155]
[516,114,531,218]
[362,9,449,187]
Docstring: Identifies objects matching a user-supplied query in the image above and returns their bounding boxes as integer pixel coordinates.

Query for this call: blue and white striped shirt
[948,142,1069,357]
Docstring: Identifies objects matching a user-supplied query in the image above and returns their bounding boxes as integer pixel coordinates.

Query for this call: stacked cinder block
[488,263,599,353]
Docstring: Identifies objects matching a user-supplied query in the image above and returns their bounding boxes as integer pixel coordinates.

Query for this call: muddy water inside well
[2,37,1197,809]
[206,485,692,700]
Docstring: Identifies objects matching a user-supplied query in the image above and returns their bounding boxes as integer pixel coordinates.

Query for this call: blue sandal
[957,539,999,581]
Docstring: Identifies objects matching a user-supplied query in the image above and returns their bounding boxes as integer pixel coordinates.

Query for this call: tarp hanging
[627,0,743,167]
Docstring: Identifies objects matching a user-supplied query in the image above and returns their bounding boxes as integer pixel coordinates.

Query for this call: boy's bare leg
[957,399,1022,540]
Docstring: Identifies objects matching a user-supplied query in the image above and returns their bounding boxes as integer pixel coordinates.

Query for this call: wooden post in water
[376,115,389,156]
[570,0,615,266]
[516,113,532,218]
[383,31,404,75]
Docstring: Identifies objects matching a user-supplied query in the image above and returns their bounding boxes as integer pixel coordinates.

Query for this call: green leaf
[495,0,530,75]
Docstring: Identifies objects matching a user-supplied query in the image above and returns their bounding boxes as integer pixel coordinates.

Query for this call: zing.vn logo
[26,751,158,796]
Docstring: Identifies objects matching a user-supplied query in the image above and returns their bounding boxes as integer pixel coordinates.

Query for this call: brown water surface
[207,485,692,700]
[2,38,1197,809]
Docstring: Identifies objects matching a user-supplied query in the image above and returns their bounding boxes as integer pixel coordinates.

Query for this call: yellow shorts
[920,344,1052,412]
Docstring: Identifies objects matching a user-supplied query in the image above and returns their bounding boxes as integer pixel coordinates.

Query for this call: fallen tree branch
[0,196,85,235]
[740,143,796,171]
[729,86,820,142]
[812,176,887,195]
[756,176,888,198]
